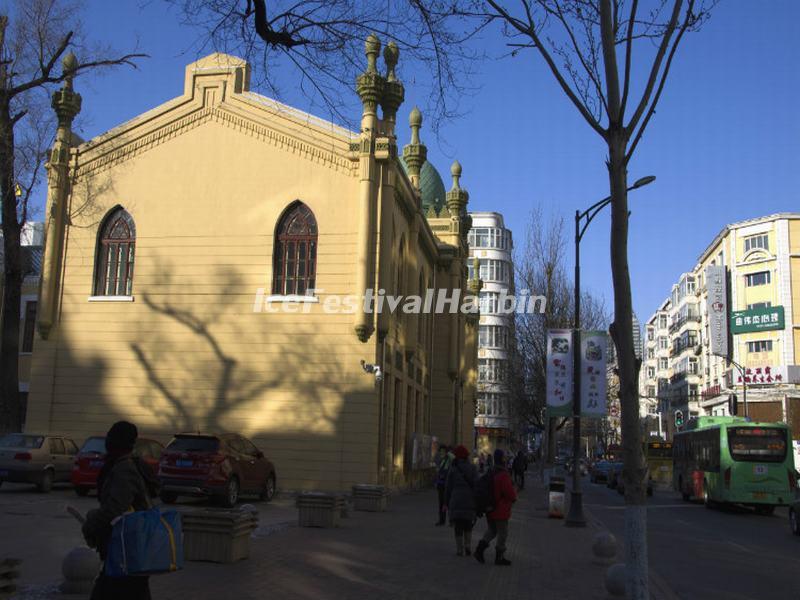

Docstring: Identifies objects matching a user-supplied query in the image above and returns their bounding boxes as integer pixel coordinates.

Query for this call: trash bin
[548,476,566,518]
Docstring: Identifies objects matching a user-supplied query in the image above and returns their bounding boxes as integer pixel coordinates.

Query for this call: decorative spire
[446,160,469,218]
[356,35,385,134]
[402,106,427,190]
[379,41,404,134]
[52,51,82,129]
[365,34,380,73]
[468,256,483,295]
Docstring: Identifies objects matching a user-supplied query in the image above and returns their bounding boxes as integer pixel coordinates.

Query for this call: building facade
[639,213,800,444]
[467,212,515,452]
[25,43,479,492]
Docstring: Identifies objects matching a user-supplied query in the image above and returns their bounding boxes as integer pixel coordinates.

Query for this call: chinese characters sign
[580,331,608,417]
[730,305,784,334]
[705,265,729,357]
[546,329,573,418]
[735,365,786,386]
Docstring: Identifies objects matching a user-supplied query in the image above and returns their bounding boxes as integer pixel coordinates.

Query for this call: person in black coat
[445,445,478,556]
[82,421,159,600]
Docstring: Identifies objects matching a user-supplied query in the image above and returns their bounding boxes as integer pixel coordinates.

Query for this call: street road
[583,479,800,600]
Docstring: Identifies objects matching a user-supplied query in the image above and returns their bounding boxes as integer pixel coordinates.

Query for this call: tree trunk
[0,99,23,433]
[607,131,648,599]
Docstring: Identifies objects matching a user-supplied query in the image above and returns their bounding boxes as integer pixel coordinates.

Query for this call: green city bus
[673,416,796,514]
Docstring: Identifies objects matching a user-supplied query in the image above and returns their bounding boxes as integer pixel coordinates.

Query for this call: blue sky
[55,1,800,324]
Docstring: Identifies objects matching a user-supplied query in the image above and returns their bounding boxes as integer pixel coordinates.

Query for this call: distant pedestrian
[445,445,478,556]
[474,449,517,566]
[478,453,486,475]
[513,450,528,489]
[82,421,160,600]
[434,445,453,526]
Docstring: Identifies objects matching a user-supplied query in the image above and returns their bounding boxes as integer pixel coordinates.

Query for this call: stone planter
[297,492,345,528]
[352,484,389,512]
[181,508,259,563]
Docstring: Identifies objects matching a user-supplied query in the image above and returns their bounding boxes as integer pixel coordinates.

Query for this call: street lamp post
[565,175,656,528]
[726,357,748,418]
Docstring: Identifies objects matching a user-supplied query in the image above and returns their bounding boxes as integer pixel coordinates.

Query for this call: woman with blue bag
[82,421,161,600]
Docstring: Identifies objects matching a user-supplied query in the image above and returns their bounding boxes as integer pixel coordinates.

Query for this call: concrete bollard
[592,532,617,565]
[60,547,100,594]
[604,563,626,598]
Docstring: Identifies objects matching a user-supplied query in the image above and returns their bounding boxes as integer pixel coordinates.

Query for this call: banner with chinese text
[580,331,608,417]
[546,329,573,418]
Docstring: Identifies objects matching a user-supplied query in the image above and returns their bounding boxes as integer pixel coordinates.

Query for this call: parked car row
[0,431,277,508]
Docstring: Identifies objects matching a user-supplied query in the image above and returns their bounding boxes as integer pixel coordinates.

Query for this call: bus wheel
[790,509,800,535]
[755,505,775,516]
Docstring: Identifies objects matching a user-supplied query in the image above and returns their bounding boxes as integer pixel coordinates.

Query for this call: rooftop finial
[62,51,78,89]
[365,34,381,74]
[384,41,399,82]
[450,160,462,191]
[409,107,422,145]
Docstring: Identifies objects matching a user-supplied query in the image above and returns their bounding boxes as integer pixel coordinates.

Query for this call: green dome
[399,157,446,214]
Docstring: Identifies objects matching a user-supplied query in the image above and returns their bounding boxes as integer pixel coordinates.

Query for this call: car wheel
[221,477,239,508]
[755,505,775,516]
[790,509,800,536]
[260,474,276,502]
[37,469,54,493]
[75,486,90,497]
[160,492,178,504]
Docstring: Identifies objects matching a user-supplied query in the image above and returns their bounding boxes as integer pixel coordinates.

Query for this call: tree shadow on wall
[129,264,352,436]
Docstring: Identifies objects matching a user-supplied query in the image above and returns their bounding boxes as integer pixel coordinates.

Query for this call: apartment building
[639,213,800,442]
[468,212,516,452]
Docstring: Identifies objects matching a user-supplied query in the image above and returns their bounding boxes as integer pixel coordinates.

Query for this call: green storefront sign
[730,305,784,334]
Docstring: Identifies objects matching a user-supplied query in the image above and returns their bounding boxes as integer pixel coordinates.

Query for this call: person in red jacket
[474,449,517,566]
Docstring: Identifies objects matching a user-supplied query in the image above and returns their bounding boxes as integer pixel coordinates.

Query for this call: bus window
[727,427,787,463]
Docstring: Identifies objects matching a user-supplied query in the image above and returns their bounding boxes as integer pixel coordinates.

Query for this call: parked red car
[71,436,164,496]
[157,433,276,507]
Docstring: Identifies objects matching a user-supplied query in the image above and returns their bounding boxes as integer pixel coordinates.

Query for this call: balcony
[668,314,702,334]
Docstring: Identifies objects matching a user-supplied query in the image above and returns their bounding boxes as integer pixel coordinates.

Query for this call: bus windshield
[727,427,787,463]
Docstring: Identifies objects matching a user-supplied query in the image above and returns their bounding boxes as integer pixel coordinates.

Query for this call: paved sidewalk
[150,485,608,600]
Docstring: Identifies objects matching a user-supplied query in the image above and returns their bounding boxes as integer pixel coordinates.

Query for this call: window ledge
[88,296,135,302]
[265,295,319,303]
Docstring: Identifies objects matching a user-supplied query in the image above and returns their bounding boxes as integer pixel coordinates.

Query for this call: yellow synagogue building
[25,39,480,492]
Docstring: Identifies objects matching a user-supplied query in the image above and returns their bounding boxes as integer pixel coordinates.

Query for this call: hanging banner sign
[705,265,729,357]
[580,331,608,417]
[546,329,573,418]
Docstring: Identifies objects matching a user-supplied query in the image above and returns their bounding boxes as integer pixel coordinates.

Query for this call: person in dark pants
[513,449,528,489]
[82,421,160,600]
[474,449,517,566]
[445,445,478,556]
[434,445,453,526]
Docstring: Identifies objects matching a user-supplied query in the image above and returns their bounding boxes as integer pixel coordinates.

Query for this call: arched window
[272,202,318,296]
[94,207,136,296]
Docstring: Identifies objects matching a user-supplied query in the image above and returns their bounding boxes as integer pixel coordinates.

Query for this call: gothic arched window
[94,207,136,296]
[272,202,318,296]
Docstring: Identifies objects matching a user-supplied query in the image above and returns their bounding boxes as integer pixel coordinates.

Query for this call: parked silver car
[0,433,79,492]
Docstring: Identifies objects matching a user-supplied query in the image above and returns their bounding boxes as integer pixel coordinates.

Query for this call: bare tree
[514,210,608,460]
[0,0,144,432]
[167,0,480,129]
[453,1,716,596]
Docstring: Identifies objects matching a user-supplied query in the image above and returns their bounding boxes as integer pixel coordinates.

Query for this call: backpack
[474,470,496,517]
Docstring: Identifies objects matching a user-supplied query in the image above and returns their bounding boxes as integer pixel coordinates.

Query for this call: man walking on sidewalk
[434,445,453,526]
[474,449,517,566]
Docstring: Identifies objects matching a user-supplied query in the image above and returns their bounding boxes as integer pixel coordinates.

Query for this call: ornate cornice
[74,105,358,180]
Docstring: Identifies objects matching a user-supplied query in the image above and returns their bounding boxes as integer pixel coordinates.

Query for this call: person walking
[434,445,453,526]
[82,421,160,600]
[474,449,517,566]
[445,445,478,556]
[513,449,528,490]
